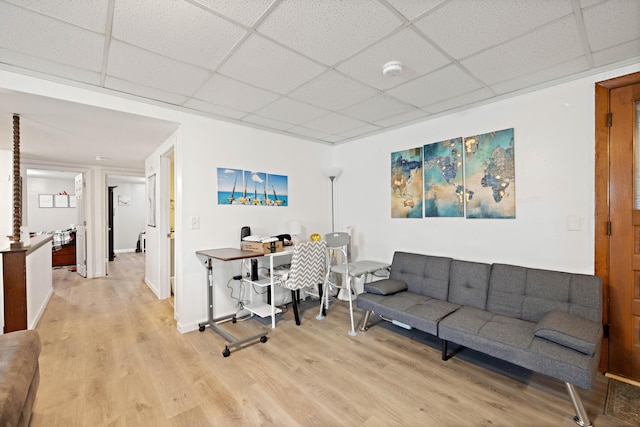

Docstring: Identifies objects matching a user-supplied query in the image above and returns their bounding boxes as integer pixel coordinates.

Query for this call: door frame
[594,71,640,372]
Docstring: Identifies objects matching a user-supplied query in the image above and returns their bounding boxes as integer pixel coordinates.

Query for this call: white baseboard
[114,248,136,254]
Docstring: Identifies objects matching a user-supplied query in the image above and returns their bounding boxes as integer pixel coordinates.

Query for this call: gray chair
[272,240,326,325]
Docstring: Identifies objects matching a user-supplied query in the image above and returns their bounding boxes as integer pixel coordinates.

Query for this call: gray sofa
[357,252,602,427]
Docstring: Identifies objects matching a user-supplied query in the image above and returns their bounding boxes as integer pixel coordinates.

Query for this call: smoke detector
[383,61,403,77]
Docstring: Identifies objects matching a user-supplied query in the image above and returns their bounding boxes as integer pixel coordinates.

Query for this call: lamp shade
[288,219,302,235]
[322,166,342,179]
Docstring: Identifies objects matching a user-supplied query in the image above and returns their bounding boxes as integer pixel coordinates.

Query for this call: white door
[75,173,87,278]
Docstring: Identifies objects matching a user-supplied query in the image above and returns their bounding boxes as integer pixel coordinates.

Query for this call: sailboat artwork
[217,168,288,207]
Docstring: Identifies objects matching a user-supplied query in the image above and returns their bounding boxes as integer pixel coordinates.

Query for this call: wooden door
[596,73,640,382]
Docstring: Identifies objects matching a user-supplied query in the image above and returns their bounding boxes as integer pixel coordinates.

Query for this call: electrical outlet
[190,216,200,229]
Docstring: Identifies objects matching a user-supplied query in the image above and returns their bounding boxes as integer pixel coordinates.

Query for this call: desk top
[196,248,264,261]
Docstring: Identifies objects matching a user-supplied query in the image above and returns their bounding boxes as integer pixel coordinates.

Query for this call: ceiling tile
[592,40,640,67]
[257,0,403,65]
[0,48,101,85]
[337,123,383,140]
[340,93,417,122]
[386,64,481,108]
[112,0,247,69]
[0,2,104,71]
[182,98,247,120]
[303,113,368,134]
[385,0,448,21]
[288,70,378,110]
[241,114,294,131]
[337,28,451,91]
[490,57,590,95]
[582,0,640,51]
[218,34,326,94]
[373,109,431,128]
[107,41,211,96]
[4,0,108,32]
[191,0,274,27]
[286,126,333,140]
[193,74,280,113]
[424,88,495,114]
[254,97,328,125]
[414,0,572,59]
[104,76,189,105]
[461,17,584,85]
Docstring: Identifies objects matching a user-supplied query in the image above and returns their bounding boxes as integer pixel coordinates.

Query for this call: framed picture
[118,195,131,206]
[147,173,156,227]
[39,194,54,208]
[54,194,69,208]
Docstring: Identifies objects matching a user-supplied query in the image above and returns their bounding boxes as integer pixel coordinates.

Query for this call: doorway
[595,71,640,383]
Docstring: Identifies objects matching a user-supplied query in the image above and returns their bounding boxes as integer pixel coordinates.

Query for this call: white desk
[243,246,294,329]
[196,248,269,357]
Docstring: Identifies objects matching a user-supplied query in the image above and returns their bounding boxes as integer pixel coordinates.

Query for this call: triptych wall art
[391,128,515,219]
[217,168,288,206]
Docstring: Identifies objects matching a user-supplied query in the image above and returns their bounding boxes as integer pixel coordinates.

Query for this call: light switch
[190,216,200,229]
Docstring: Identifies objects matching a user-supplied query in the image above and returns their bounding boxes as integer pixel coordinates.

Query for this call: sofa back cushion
[448,260,491,309]
[487,264,602,323]
[389,252,452,300]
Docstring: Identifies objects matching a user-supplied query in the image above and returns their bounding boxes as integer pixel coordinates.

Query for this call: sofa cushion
[388,252,452,300]
[448,260,491,309]
[534,310,602,355]
[364,279,407,296]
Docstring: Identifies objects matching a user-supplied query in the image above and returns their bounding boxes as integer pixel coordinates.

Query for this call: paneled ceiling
[0,0,639,168]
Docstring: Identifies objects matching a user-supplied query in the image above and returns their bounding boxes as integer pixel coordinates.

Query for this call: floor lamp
[323,167,342,233]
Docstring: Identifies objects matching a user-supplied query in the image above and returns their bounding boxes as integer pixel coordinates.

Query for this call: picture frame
[38,194,54,208]
[54,194,69,208]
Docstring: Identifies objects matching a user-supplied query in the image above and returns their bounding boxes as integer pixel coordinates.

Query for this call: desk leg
[198,258,269,357]
[270,253,277,328]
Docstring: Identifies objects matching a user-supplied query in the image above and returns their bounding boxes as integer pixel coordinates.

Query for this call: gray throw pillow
[364,279,407,296]
[534,310,602,355]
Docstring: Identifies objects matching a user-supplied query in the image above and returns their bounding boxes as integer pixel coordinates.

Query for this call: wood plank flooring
[31,253,625,426]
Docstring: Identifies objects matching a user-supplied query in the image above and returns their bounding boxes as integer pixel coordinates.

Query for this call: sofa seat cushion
[534,310,602,356]
[439,306,599,389]
[0,330,41,427]
[357,291,460,335]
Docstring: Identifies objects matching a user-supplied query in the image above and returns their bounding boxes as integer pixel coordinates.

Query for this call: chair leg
[316,275,329,320]
[565,382,592,426]
[346,276,356,336]
[291,290,301,325]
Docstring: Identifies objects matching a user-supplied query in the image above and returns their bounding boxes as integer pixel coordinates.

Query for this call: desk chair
[316,232,359,336]
[272,240,326,325]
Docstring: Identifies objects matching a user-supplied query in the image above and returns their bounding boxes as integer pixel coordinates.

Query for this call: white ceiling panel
[0,2,104,71]
[191,0,275,27]
[0,0,638,168]
[461,17,584,85]
[288,71,377,110]
[414,0,573,60]
[583,0,640,51]
[193,74,280,113]
[255,97,328,125]
[387,64,482,108]
[385,0,447,21]
[112,0,247,69]
[337,28,451,91]
[4,0,109,32]
[302,113,368,135]
[340,93,417,122]
[218,34,325,94]
[107,40,211,96]
[257,0,403,65]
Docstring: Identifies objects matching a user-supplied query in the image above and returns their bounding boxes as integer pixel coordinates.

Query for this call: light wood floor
[31,252,624,426]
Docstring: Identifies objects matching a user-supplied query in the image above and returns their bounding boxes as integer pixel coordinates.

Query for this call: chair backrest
[325,232,350,277]
[283,240,327,290]
[325,232,350,249]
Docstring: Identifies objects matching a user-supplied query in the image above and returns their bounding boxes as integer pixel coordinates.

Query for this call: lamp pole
[329,175,336,233]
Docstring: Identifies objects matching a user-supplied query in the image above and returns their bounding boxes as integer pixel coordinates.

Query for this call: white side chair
[316,232,359,336]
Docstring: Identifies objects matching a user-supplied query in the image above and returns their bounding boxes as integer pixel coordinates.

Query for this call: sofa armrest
[534,311,602,355]
[364,279,407,296]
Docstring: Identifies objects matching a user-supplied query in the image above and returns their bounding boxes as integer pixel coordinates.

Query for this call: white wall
[26,176,76,231]
[0,149,11,250]
[113,183,145,252]
[334,63,640,275]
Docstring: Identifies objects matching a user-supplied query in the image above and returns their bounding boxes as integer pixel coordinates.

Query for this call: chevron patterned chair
[272,240,326,325]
